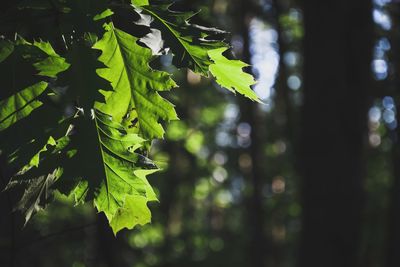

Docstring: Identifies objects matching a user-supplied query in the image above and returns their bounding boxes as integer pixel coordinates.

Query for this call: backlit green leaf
[208,47,260,102]
[0,40,69,131]
[0,82,48,131]
[94,23,178,139]
[67,110,159,233]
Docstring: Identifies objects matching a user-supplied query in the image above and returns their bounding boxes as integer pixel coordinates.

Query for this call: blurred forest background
[1,0,400,266]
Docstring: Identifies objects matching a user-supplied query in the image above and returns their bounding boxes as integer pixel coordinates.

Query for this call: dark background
[1,0,400,266]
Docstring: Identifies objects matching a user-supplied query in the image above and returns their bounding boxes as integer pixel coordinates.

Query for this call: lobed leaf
[133,1,227,75]
[0,0,259,234]
[5,135,70,223]
[94,23,178,139]
[66,110,159,234]
[208,47,260,102]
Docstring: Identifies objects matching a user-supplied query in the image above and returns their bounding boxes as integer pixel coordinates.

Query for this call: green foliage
[208,47,259,102]
[94,23,178,139]
[0,39,69,131]
[0,0,259,234]
[66,110,159,234]
[133,1,227,75]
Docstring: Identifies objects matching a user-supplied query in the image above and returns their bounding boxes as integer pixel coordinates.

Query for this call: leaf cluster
[0,0,259,233]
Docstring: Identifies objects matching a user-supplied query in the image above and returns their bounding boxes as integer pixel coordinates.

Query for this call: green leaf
[93,111,158,229]
[110,193,154,234]
[93,8,114,21]
[93,23,178,139]
[67,110,159,233]
[59,42,111,113]
[0,82,48,131]
[21,136,57,171]
[208,47,260,102]
[0,1,260,234]
[13,168,61,224]
[0,40,14,63]
[0,40,69,131]
[131,0,149,7]
[5,135,68,223]
[70,180,89,206]
[137,3,227,75]
[32,40,70,78]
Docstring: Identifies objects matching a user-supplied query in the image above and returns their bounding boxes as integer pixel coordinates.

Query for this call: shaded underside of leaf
[60,110,158,233]
[5,135,69,223]
[136,2,228,76]
[93,110,157,222]
[14,168,61,224]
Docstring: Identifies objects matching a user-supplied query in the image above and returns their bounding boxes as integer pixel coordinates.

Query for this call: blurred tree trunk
[95,214,117,267]
[158,147,177,267]
[272,0,294,143]
[387,97,400,267]
[386,3,400,267]
[298,1,372,267]
[238,1,269,267]
[159,144,187,267]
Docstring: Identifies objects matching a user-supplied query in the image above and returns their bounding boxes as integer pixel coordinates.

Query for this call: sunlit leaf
[94,23,178,139]
[208,47,260,102]
[67,110,159,233]
[0,40,69,131]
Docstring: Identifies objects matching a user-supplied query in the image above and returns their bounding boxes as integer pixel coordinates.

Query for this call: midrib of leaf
[30,173,52,213]
[111,27,149,135]
[94,113,112,208]
[94,111,138,211]
[111,26,173,136]
[0,85,46,124]
[96,124,135,163]
[142,7,204,72]
[0,81,49,131]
